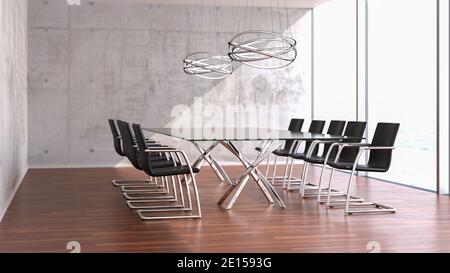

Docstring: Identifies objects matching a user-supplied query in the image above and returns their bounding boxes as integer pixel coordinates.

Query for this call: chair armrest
[337,143,372,148]
[360,146,395,151]
[144,149,193,169]
[290,139,306,154]
[145,147,175,151]
[306,140,344,157]
[331,143,371,163]
[343,146,396,172]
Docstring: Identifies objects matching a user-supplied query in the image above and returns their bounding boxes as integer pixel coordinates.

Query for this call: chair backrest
[108,119,125,156]
[288,119,304,132]
[116,120,142,170]
[308,120,326,134]
[367,123,400,170]
[322,120,347,156]
[303,120,326,155]
[327,120,346,135]
[339,121,367,162]
[132,124,153,176]
[283,119,304,151]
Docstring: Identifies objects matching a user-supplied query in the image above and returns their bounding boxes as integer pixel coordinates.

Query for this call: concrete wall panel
[0,0,28,221]
[28,1,311,167]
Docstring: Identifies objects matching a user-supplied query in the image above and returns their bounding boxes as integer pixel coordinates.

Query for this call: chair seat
[145,143,165,148]
[327,161,388,173]
[273,149,291,157]
[150,160,178,168]
[304,155,337,164]
[290,152,306,160]
[149,155,164,161]
[152,165,200,177]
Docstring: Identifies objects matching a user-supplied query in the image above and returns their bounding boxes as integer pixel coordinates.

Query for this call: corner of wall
[0,168,28,222]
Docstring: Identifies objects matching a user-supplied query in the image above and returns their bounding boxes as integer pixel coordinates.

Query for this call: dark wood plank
[0,165,449,253]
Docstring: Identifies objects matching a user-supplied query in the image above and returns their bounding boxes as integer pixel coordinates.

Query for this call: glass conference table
[144,127,359,210]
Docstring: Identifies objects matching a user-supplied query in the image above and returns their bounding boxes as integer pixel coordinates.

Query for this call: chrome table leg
[218,140,286,210]
[220,141,274,205]
[191,141,233,185]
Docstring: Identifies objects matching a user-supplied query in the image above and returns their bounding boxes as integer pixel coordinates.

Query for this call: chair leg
[118,176,164,188]
[282,157,291,189]
[120,184,167,193]
[325,168,336,207]
[323,167,365,208]
[265,154,271,178]
[137,172,202,220]
[130,175,187,210]
[121,177,170,194]
[317,164,330,203]
[285,158,295,190]
[183,174,194,211]
[191,171,203,218]
[112,177,153,187]
[176,175,186,208]
[271,156,278,185]
[344,171,396,216]
[123,176,179,201]
[298,162,312,196]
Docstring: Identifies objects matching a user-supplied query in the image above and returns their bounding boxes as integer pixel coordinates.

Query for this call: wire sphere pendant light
[228,30,297,69]
[183,52,233,80]
[228,0,297,69]
[183,1,232,80]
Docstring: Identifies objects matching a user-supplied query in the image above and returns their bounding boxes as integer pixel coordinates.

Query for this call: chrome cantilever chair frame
[136,149,202,221]
[108,125,159,187]
[293,140,345,198]
[321,143,368,206]
[283,120,327,190]
[259,119,305,186]
[257,146,301,187]
[324,143,396,215]
[342,146,396,215]
[283,140,309,191]
[314,142,360,203]
[120,145,178,198]
[124,148,185,205]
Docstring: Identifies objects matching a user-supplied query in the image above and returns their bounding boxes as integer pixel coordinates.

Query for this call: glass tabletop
[144,127,363,142]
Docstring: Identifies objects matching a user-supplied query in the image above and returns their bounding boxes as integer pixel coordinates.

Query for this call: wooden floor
[0,165,450,253]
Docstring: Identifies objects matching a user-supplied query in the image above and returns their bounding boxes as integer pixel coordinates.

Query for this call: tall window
[314,0,357,121]
[367,0,437,191]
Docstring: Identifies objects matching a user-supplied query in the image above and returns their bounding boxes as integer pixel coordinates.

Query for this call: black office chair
[116,120,176,200]
[132,123,202,220]
[276,120,326,189]
[108,119,126,157]
[325,122,400,215]
[311,121,367,202]
[257,118,304,183]
[109,119,163,187]
[288,120,346,195]
[108,119,153,187]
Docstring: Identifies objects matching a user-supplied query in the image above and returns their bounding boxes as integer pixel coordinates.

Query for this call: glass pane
[367,0,437,191]
[439,0,450,194]
[144,127,361,141]
[314,0,357,121]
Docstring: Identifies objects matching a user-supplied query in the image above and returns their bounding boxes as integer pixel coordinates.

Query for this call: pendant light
[228,0,297,69]
[183,1,233,80]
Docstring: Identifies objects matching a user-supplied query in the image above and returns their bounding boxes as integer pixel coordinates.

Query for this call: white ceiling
[86,0,331,8]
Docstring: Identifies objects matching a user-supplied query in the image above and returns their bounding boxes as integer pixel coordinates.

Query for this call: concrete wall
[0,0,28,220]
[28,0,312,168]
